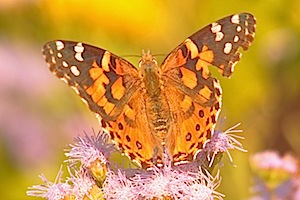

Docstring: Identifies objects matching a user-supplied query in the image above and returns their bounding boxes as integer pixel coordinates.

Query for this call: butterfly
[43,13,256,169]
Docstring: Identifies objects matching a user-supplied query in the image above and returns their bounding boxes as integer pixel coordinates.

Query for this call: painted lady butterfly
[43,13,256,169]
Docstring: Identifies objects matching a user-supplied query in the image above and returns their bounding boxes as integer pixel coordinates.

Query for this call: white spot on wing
[211,22,224,42]
[215,32,224,41]
[211,22,221,33]
[223,42,232,54]
[74,43,84,52]
[236,26,242,32]
[60,77,69,84]
[231,14,240,24]
[230,60,238,73]
[57,52,62,58]
[245,28,249,35]
[70,65,80,76]
[71,85,80,95]
[75,53,84,62]
[81,96,88,105]
[233,35,239,42]
[51,56,56,64]
[56,41,64,50]
[74,43,84,62]
[62,61,68,67]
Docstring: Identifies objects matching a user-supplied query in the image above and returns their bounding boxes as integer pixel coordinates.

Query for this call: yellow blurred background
[1,0,300,199]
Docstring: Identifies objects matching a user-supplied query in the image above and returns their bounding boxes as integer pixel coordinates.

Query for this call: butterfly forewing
[188,13,256,77]
[43,41,141,120]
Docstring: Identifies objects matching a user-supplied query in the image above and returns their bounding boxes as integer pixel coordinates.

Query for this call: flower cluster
[27,125,245,200]
[250,151,300,200]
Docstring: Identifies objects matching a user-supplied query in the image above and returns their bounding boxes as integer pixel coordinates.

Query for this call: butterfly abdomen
[145,93,171,145]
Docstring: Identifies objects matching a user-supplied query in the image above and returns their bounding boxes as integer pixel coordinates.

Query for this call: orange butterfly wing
[43,41,161,168]
[161,13,256,164]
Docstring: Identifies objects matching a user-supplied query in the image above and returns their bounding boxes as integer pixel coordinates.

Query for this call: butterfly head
[139,49,158,67]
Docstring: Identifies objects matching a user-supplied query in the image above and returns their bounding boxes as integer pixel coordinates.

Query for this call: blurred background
[0,0,300,199]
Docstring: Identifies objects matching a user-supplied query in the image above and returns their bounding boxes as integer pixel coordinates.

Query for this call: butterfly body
[43,13,256,169]
[139,52,170,145]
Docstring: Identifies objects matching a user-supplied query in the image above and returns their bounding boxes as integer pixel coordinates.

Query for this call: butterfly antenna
[152,53,167,57]
[121,54,141,58]
[121,52,166,58]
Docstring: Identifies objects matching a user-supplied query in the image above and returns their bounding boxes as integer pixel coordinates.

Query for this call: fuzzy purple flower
[196,123,246,168]
[103,169,141,199]
[27,167,72,199]
[103,162,223,199]
[27,166,103,200]
[28,123,246,199]
[250,150,300,200]
[65,130,113,168]
[252,151,289,171]
[188,170,223,200]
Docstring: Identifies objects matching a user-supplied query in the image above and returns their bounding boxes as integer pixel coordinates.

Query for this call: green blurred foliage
[0,0,300,199]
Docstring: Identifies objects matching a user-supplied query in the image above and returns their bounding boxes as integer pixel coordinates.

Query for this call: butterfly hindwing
[106,94,163,169]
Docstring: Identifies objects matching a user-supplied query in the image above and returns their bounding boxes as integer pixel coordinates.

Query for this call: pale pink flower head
[27,167,72,199]
[196,123,246,168]
[28,123,246,199]
[251,151,298,176]
[103,160,223,199]
[65,130,114,168]
[250,150,300,200]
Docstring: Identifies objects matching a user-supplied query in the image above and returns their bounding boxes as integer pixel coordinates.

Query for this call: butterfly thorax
[139,51,170,144]
[139,51,161,97]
